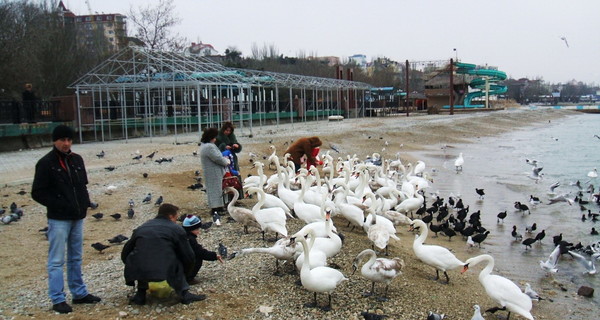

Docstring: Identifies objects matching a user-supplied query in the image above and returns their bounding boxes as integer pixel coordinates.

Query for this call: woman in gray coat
[200,128,230,223]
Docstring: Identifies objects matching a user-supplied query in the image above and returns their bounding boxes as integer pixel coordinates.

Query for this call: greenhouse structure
[69,46,372,143]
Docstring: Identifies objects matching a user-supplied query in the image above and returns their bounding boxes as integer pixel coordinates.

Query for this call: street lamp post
[453,48,457,61]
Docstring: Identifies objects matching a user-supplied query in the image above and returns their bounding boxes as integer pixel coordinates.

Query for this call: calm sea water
[416,110,600,318]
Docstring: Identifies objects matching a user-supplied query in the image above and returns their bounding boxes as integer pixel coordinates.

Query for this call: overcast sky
[63,0,599,84]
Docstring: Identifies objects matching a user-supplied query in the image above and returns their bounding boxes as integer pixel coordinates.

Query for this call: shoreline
[0,107,582,319]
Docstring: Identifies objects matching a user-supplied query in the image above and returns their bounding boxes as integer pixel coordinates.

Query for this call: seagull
[471,305,485,320]
[547,181,560,197]
[560,36,569,48]
[547,193,574,205]
[525,158,539,167]
[528,166,544,183]
[568,250,597,274]
[523,283,544,301]
[539,244,561,273]
[454,152,464,173]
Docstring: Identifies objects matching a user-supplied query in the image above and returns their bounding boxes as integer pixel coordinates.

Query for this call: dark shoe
[72,293,101,304]
[187,278,201,285]
[52,302,73,314]
[128,291,146,305]
[181,290,207,304]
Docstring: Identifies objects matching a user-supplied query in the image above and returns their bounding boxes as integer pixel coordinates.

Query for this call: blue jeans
[47,219,88,304]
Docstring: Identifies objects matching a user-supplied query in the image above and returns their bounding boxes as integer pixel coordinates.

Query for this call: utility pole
[449,58,454,115]
[405,60,409,117]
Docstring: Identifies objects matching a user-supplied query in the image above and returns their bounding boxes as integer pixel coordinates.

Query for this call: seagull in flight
[539,244,561,273]
[568,250,596,274]
[560,36,569,48]
[528,166,544,183]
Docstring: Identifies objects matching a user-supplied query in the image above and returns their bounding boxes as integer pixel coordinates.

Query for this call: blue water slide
[455,62,507,106]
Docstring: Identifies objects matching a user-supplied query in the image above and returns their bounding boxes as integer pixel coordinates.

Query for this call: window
[85,16,91,21]
[107,15,113,21]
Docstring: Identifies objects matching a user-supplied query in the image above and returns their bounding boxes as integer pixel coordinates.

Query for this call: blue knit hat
[182,215,201,231]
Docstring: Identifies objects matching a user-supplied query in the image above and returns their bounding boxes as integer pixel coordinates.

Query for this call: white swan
[224,187,261,233]
[246,187,288,239]
[365,208,400,255]
[293,228,328,271]
[409,219,465,283]
[244,162,268,188]
[588,168,598,179]
[352,249,404,301]
[295,210,342,258]
[395,192,424,219]
[462,254,534,320]
[454,152,464,173]
[231,237,297,275]
[332,187,365,231]
[294,228,348,311]
[413,160,426,177]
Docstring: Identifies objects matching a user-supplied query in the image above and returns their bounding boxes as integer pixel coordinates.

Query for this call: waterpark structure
[425,61,507,110]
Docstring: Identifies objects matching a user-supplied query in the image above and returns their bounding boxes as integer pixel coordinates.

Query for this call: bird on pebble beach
[91,213,103,220]
[142,193,152,203]
[154,195,163,206]
[471,305,485,320]
[427,311,445,320]
[127,208,135,219]
[108,234,129,244]
[110,213,121,220]
[91,242,110,253]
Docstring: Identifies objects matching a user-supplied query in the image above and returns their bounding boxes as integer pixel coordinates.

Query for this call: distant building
[307,56,341,67]
[58,1,128,53]
[184,42,219,57]
[348,54,368,68]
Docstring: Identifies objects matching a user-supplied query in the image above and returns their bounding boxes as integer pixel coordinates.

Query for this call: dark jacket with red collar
[32,147,90,220]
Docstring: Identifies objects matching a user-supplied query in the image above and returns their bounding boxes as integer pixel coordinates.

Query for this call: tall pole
[449,58,454,115]
[405,59,409,117]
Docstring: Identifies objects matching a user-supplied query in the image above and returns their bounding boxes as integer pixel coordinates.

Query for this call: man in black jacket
[121,203,206,305]
[32,125,101,314]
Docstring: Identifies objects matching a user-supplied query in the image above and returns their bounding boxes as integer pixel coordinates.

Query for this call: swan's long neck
[415,221,428,245]
[252,188,266,213]
[227,188,239,211]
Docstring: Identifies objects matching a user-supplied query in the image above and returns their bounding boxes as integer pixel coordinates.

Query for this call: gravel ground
[0,104,574,320]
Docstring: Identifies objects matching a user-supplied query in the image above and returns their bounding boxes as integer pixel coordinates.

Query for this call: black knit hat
[52,125,75,141]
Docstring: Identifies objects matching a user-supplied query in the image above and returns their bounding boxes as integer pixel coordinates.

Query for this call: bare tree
[128,0,186,51]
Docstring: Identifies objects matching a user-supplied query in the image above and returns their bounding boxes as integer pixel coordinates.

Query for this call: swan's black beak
[461,263,470,273]
[289,237,296,245]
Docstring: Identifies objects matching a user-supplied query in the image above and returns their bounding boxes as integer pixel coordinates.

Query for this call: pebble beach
[0,105,587,320]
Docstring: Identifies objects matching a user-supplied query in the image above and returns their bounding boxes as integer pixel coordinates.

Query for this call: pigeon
[329,143,341,153]
[96,150,105,158]
[104,166,116,171]
[523,283,544,301]
[360,311,388,320]
[1,215,13,224]
[142,193,152,203]
[16,190,27,195]
[475,188,485,199]
[38,226,49,233]
[539,244,561,273]
[146,151,157,159]
[10,202,17,212]
[187,183,203,190]
[212,212,221,226]
[127,208,135,219]
[128,199,135,208]
[108,234,129,244]
[154,195,164,206]
[427,311,445,320]
[132,154,142,160]
[91,213,104,220]
[91,242,110,253]
[218,242,228,258]
[110,213,121,220]
[142,173,148,178]
[0,208,5,215]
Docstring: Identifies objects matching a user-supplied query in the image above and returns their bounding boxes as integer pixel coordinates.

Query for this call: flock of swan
[221,147,545,319]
